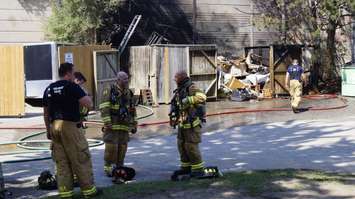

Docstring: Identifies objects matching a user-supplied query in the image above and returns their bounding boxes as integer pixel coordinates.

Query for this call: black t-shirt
[43,80,86,122]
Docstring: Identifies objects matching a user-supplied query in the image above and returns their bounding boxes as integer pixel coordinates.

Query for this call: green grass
[45,169,355,199]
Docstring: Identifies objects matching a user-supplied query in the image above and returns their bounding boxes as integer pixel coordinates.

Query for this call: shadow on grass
[44,169,355,199]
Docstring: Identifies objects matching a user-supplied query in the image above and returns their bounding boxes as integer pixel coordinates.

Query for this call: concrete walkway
[2,118,355,198]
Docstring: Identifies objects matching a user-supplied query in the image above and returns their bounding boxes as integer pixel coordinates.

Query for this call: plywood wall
[0,45,25,116]
[58,45,111,97]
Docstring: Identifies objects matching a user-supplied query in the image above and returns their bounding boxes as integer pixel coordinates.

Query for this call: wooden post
[250,2,254,47]
[164,47,170,104]
[269,45,275,96]
[0,162,4,198]
[192,0,197,44]
[352,17,355,63]
[150,46,159,106]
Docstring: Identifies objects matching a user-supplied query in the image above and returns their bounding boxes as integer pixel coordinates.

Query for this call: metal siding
[119,0,276,54]
[0,32,45,43]
[0,21,44,32]
[176,0,276,53]
[0,9,51,21]
[0,0,50,43]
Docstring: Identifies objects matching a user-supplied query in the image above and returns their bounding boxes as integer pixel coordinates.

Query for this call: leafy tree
[253,0,355,81]
[45,0,119,44]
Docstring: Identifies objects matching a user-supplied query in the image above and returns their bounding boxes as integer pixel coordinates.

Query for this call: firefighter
[169,71,207,178]
[73,72,89,185]
[43,63,101,198]
[99,71,137,179]
[285,59,305,113]
[74,72,89,125]
[74,72,87,90]
[52,72,88,188]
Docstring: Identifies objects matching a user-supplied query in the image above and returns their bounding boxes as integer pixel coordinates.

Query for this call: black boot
[171,167,191,181]
[84,188,103,199]
[191,167,222,179]
[190,169,205,178]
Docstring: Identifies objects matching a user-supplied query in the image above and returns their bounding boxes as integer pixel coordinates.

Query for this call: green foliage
[253,0,354,43]
[45,0,117,44]
[253,0,354,80]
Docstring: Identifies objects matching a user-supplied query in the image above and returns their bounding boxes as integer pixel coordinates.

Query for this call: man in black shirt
[43,63,100,198]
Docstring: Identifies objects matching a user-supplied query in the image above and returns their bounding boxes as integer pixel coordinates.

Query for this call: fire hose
[0,105,154,163]
[0,95,347,129]
[0,95,348,162]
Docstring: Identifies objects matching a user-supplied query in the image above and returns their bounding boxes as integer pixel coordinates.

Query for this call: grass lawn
[45,169,355,199]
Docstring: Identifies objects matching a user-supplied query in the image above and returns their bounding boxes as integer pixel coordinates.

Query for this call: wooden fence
[0,45,25,117]
[130,44,218,104]
[58,45,111,100]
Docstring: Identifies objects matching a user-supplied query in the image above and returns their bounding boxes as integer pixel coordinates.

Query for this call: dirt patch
[126,187,262,199]
[123,179,355,199]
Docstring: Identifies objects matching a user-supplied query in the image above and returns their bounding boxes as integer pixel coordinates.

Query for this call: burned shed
[129,44,218,104]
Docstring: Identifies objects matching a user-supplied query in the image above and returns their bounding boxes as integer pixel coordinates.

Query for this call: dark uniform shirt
[287,64,303,81]
[43,80,86,122]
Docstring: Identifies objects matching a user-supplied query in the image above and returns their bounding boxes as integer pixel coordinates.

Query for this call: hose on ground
[1,95,345,129]
[0,105,155,163]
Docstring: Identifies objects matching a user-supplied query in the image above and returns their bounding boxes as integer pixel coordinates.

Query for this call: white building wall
[0,0,51,43]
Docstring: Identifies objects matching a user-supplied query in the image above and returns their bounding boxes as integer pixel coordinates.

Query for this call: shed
[58,45,112,100]
[129,44,218,104]
[244,45,304,96]
[342,63,355,97]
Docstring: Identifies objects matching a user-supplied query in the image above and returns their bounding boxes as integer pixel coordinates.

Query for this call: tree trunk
[325,21,337,80]
[310,0,320,89]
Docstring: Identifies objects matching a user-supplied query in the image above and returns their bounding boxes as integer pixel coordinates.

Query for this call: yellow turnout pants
[289,80,302,108]
[51,120,96,198]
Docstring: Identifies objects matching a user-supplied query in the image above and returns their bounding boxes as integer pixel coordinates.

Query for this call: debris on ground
[218,53,271,101]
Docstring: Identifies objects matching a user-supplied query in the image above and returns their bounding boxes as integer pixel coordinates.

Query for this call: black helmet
[112,166,135,184]
[38,170,57,190]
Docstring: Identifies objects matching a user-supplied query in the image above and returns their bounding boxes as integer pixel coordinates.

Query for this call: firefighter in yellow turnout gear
[43,63,100,198]
[99,71,137,178]
[286,59,305,113]
[170,71,207,178]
